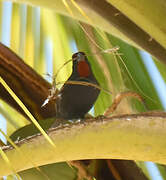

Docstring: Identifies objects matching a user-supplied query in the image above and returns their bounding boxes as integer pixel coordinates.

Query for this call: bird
[56,52,100,119]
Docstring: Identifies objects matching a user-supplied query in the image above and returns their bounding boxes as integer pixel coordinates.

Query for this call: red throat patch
[77,60,90,77]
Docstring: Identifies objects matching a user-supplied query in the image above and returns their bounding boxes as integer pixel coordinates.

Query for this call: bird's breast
[56,79,100,119]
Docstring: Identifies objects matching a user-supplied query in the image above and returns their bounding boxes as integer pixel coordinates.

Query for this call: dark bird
[56,52,100,119]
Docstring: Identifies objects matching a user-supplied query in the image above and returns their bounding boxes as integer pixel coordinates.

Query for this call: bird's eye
[72,53,77,60]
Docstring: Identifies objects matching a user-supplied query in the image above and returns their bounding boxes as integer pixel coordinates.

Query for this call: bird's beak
[76,53,86,62]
